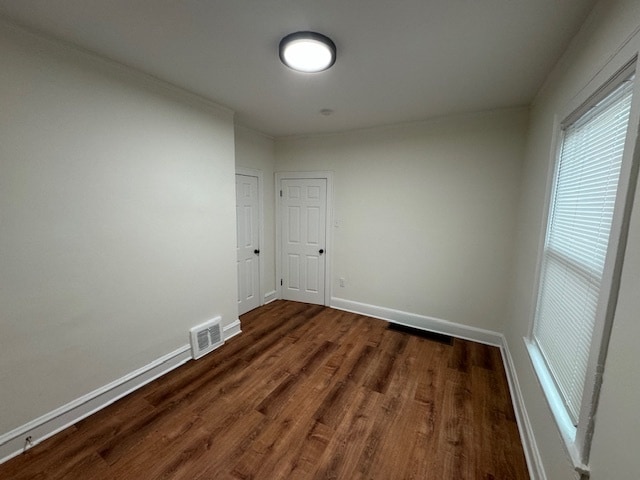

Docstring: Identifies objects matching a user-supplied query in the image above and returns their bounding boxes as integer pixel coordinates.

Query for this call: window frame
[526,55,640,474]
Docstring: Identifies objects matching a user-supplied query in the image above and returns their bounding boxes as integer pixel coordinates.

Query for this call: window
[528,61,638,472]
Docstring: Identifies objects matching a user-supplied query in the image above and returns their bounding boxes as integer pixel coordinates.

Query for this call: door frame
[275,171,333,306]
[236,167,264,310]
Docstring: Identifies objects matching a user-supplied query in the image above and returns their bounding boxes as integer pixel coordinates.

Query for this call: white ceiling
[0,0,596,137]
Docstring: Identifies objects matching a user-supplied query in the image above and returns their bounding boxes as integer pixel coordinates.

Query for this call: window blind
[533,74,634,424]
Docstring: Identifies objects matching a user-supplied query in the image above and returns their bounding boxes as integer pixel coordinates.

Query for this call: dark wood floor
[0,300,529,479]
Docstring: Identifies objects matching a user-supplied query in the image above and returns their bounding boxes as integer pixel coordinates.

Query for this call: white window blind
[533,73,634,424]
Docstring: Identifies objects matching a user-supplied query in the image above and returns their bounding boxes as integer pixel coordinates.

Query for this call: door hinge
[280,279,283,286]
[280,190,283,197]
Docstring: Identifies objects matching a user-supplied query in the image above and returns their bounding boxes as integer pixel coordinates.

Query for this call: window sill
[524,337,590,476]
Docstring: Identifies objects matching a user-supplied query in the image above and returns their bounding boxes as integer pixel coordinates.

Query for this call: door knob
[319,249,324,255]
[254,249,260,255]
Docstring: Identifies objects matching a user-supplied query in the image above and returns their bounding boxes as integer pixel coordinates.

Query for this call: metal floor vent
[190,316,224,359]
[388,323,454,345]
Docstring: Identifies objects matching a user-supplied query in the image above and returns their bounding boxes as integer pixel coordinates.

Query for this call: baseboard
[223,319,242,340]
[330,297,503,346]
[264,290,278,304]
[329,296,543,478]
[499,337,547,480]
[0,345,191,465]
[0,317,245,466]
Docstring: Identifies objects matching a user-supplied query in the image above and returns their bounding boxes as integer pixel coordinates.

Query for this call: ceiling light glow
[279,32,336,73]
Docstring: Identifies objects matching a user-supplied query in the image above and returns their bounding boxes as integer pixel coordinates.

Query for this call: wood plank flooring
[0,300,529,479]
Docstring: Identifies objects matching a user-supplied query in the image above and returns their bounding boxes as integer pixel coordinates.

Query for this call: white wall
[0,21,237,435]
[6,1,639,477]
[234,124,277,300]
[506,0,640,478]
[276,109,528,332]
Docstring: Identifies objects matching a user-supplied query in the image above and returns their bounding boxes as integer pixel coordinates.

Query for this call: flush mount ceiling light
[279,31,336,73]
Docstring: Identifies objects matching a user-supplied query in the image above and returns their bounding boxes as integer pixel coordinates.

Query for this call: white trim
[577,55,640,463]
[330,297,502,346]
[0,345,191,465]
[329,297,543,477]
[264,290,278,304]
[223,319,242,341]
[500,338,549,480]
[236,167,265,310]
[276,171,334,306]
[525,52,640,472]
[0,320,243,466]
[527,113,562,342]
[525,339,587,475]
[329,296,543,478]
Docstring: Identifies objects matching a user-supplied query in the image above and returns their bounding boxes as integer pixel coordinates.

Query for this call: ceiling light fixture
[279,31,336,73]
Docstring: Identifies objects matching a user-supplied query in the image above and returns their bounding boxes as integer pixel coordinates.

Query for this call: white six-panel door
[236,174,260,315]
[281,178,327,305]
